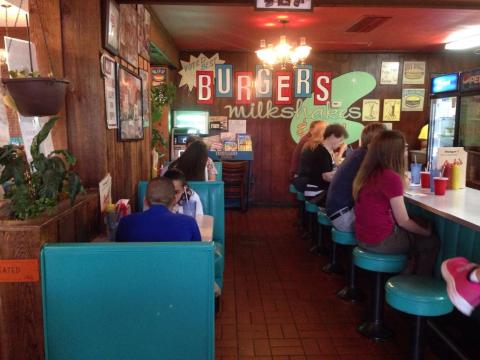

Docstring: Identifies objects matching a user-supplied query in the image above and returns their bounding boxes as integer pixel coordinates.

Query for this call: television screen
[173,111,209,135]
[431,73,459,94]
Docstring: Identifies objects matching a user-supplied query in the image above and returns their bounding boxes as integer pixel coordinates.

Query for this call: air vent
[346,16,391,33]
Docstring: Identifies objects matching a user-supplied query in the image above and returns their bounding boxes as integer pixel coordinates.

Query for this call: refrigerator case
[458,94,480,189]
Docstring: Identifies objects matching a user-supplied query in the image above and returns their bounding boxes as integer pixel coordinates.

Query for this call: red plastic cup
[434,177,448,196]
[420,171,430,189]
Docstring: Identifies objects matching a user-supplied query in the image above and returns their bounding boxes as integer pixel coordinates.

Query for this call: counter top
[196,215,214,242]
[404,186,480,232]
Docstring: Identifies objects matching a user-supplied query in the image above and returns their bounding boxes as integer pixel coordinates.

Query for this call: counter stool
[289,183,297,194]
[353,247,407,340]
[332,229,364,302]
[305,201,319,248]
[386,275,453,360]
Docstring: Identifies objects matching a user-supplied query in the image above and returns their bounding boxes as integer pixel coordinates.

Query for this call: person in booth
[294,123,348,206]
[170,138,217,181]
[353,130,439,276]
[326,123,386,232]
[289,120,327,181]
[163,168,204,216]
[116,177,201,242]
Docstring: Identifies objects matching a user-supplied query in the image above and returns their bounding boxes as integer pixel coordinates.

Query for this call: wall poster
[402,88,425,111]
[101,53,118,129]
[118,66,143,140]
[139,69,150,127]
[119,4,138,68]
[362,99,380,121]
[402,61,426,85]
[137,5,150,60]
[383,99,401,121]
[380,61,399,85]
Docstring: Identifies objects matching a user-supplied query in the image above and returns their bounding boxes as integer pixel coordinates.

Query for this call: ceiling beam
[117,0,480,9]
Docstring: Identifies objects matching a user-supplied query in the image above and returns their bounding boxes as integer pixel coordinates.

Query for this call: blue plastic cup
[430,169,441,192]
[410,163,422,185]
[182,201,196,218]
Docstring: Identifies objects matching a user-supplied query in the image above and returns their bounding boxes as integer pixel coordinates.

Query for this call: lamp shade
[418,124,428,140]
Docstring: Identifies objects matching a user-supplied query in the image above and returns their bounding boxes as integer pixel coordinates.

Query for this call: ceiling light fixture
[256,19,311,70]
[445,34,480,50]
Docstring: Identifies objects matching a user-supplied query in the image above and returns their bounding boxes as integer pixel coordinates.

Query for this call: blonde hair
[353,130,406,201]
[303,120,327,152]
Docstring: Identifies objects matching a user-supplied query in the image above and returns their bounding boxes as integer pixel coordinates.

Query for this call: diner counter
[404,186,480,232]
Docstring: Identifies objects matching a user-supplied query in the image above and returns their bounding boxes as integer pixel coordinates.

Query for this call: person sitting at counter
[289,120,327,181]
[326,123,386,231]
[353,130,439,276]
[170,139,217,181]
[116,177,201,242]
[163,168,204,216]
[294,123,348,205]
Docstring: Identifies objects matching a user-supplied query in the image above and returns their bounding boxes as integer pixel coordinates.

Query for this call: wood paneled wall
[38,0,152,210]
[175,51,480,205]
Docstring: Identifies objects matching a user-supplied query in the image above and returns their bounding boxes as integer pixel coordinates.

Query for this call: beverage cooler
[427,73,459,166]
[458,69,480,189]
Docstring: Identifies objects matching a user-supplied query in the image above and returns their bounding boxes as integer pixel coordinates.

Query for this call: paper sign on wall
[362,99,380,121]
[0,259,39,283]
[228,119,247,134]
[99,173,112,213]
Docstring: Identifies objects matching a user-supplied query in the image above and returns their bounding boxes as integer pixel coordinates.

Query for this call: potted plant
[0,116,82,220]
[2,69,69,117]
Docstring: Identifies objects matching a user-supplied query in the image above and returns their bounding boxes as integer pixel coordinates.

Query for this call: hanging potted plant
[1,8,69,117]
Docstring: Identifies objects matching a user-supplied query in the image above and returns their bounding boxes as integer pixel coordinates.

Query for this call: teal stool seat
[353,247,407,273]
[317,211,331,226]
[386,275,453,359]
[386,275,453,317]
[296,191,305,201]
[332,229,357,246]
[289,184,297,194]
[305,201,319,214]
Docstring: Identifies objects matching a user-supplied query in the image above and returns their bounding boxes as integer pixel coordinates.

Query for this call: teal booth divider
[41,242,215,360]
[137,180,225,288]
[214,161,222,181]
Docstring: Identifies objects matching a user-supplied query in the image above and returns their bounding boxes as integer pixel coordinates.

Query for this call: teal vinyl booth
[41,242,215,360]
[137,180,225,288]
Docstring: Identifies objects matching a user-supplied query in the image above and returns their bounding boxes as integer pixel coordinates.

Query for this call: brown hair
[360,123,386,148]
[323,123,349,140]
[171,140,208,181]
[147,177,175,206]
[353,130,406,201]
[303,120,327,152]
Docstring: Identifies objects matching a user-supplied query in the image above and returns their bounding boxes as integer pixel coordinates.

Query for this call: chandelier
[256,20,312,70]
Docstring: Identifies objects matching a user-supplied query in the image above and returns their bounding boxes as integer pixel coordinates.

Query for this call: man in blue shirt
[116,177,201,242]
[326,123,386,231]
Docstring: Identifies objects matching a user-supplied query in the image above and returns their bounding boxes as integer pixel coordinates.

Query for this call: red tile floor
[215,207,440,360]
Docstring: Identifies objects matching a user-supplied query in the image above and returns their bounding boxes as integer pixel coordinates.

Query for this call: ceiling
[151,5,480,53]
[0,0,29,27]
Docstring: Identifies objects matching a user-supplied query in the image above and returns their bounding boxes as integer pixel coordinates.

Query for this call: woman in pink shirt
[353,130,439,276]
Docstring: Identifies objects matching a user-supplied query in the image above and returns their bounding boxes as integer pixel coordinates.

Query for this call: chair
[332,229,364,302]
[41,242,215,360]
[353,247,407,340]
[222,160,249,211]
[385,275,453,360]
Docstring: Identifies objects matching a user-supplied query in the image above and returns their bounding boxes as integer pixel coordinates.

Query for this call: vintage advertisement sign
[460,68,480,92]
[0,259,39,283]
[255,0,312,11]
[179,53,225,91]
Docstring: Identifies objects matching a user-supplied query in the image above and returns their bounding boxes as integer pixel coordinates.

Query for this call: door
[428,96,457,165]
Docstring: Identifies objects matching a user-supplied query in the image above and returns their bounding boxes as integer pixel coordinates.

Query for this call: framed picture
[119,4,138,68]
[380,61,400,85]
[403,61,426,85]
[117,66,143,140]
[139,69,150,128]
[102,0,120,55]
[101,53,118,129]
[137,5,151,61]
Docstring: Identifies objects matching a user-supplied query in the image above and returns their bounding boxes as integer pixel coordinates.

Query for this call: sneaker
[441,257,480,316]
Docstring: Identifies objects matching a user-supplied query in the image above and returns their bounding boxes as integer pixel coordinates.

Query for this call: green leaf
[50,149,76,166]
[31,117,59,159]
[66,171,83,205]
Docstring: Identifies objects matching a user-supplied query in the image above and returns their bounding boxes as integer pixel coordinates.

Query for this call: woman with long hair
[170,140,209,181]
[353,130,438,276]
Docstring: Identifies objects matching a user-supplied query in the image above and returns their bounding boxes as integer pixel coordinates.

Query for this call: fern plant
[151,81,176,161]
[0,117,83,220]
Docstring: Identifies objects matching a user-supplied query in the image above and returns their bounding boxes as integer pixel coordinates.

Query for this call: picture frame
[119,4,138,68]
[117,66,144,141]
[102,0,120,55]
[101,53,118,129]
[137,5,151,61]
[139,68,150,128]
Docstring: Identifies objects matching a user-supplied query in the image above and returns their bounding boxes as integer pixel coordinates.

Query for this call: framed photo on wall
[119,4,138,68]
[101,53,118,129]
[117,66,143,140]
[102,0,120,55]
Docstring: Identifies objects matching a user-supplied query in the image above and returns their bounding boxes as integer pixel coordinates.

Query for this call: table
[404,186,480,232]
[196,215,214,242]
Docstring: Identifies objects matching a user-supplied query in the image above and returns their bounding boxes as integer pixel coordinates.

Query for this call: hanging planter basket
[2,77,69,117]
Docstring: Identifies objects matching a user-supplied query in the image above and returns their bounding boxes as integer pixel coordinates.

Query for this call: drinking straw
[426,161,430,172]
[184,186,189,204]
[414,155,417,164]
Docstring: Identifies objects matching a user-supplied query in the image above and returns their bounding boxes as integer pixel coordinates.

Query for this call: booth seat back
[41,242,215,360]
[214,161,222,181]
[406,203,480,278]
[137,181,225,245]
